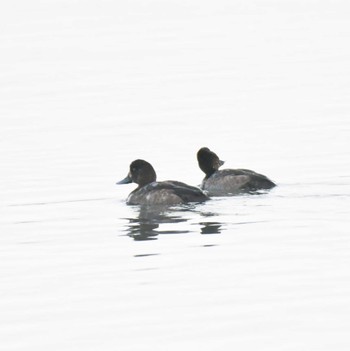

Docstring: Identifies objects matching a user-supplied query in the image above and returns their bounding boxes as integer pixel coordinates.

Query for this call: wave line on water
[9,197,113,207]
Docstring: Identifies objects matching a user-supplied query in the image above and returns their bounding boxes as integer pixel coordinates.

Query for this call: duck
[197,147,276,196]
[117,159,209,205]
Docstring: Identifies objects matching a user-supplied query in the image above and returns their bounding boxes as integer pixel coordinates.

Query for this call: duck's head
[197,147,224,177]
[117,159,157,187]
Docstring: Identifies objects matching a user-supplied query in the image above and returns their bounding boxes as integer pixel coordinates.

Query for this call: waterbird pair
[117,147,276,206]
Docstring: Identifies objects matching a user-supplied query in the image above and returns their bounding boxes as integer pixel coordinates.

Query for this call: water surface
[1,1,350,350]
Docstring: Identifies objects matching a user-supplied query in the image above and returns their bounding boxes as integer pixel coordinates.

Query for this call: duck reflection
[198,210,224,234]
[124,205,191,241]
[123,205,223,240]
[199,221,222,234]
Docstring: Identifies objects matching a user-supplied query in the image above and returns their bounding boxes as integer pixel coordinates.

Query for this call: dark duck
[118,159,209,205]
[197,147,276,196]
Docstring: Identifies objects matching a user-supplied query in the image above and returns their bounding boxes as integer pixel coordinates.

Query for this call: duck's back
[127,181,209,205]
[234,169,276,189]
[202,169,276,196]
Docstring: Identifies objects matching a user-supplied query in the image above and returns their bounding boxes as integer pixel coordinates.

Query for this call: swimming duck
[197,147,276,196]
[117,159,209,205]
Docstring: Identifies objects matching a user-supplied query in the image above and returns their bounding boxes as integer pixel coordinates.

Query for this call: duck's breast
[127,183,183,205]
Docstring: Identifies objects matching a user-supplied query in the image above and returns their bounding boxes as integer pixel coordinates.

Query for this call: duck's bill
[117,174,132,184]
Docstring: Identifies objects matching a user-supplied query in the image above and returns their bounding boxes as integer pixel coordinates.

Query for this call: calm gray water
[1,1,350,350]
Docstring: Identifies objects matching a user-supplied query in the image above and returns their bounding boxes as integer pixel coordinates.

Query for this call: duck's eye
[131,167,136,172]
